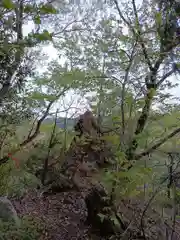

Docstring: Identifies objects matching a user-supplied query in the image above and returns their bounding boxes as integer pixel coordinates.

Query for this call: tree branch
[113,0,153,71]
[121,42,137,138]
[135,127,180,160]
[131,0,153,71]
[41,108,58,185]
[114,0,177,162]
[113,0,131,27]
[0,87,69,165]
[157,68,175,87]
[126,64,175,161]
[19,101,54,147]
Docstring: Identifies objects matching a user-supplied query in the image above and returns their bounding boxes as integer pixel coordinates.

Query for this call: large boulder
[0,197,20,226]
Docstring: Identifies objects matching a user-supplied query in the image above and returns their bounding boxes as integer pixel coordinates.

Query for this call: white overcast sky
[24,21,89,118]
[23,0,180,117]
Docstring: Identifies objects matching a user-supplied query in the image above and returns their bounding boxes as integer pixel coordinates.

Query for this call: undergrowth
[0,215,45,240]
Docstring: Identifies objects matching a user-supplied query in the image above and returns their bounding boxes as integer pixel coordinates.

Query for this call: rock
[85,185,126,237]
[0,196,20,226]
[36,121,115,194]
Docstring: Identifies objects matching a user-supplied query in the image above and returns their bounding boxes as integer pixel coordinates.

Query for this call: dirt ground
[12,189,103,240]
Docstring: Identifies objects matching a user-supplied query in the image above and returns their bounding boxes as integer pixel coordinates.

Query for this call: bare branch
[131,0,153,71]
[157,69,175,87]
[113,0,153,71]
[113,0,131,28]
[121,42,137,137]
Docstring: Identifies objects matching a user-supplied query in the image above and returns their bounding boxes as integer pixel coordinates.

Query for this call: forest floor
[9,136,180,240]
[11,188,180,240]
[12,189,101,240]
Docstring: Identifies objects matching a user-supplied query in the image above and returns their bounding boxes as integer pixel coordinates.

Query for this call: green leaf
[24,4,34,13]
[176,190,180,196]
[39,3,58,14]
[37,30,52,41]
[30,92,45,100]
[34,16,41,25]
[30,92,57,101]
[2,0,14,9]
[40,124,54,132]
[118,35,130,42]
[139,167,152,174]
[155,12,162,26]
[176,63,180,68]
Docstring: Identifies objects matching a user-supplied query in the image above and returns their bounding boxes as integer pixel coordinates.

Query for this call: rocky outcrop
[37,111,115,193]
[37,136,114,194]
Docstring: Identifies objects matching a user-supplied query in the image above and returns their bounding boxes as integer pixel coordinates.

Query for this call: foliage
[0,0,180,237]
[0,215,45,240]
[0,0,58,101]
[6,170,40,197]
[0,161,40,197]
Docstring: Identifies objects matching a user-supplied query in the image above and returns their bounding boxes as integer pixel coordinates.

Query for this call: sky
[23,0,180,117]
[24,22,90,118]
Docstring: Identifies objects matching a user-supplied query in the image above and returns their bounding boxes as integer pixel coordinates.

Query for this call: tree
[72,0,180,162]
[0,0,58,101]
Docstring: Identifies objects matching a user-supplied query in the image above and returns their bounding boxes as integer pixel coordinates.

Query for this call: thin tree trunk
[0,88,69,165]
[167,153,174,199]
[41,109,58,185]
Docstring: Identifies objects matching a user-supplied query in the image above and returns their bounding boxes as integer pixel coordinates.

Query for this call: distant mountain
[43,117,77,129]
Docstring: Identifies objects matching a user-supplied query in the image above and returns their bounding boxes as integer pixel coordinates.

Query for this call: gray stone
[0,196,20,226]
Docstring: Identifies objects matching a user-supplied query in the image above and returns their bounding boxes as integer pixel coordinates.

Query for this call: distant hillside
[43,117,77,129]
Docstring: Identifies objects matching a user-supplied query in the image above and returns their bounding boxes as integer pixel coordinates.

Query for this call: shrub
[0,215,45,240]
[0,162,40,197]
